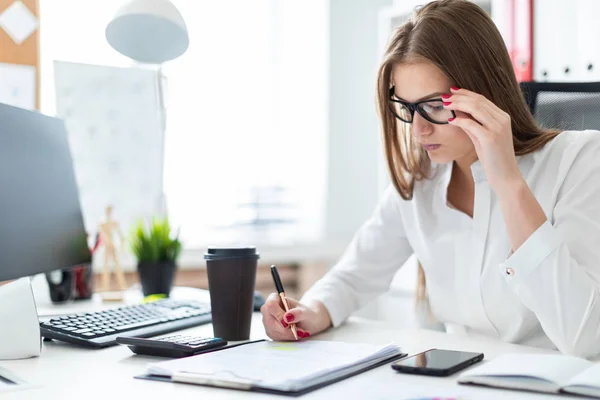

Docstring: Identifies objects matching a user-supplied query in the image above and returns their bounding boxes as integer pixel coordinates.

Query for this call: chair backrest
[519,81,600,130]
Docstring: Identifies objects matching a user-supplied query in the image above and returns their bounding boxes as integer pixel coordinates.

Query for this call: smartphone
[391,348,484,377]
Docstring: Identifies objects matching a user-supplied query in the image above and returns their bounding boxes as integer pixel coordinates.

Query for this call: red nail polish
[448,117,455,122]
[441,94,451,99]
[451,86,460,91]
[302,332,310,338]
[443,102,451,106]
[281,320,289,328]
[285,314,294,322]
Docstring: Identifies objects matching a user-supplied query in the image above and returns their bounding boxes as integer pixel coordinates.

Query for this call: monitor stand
[0,278,42,359]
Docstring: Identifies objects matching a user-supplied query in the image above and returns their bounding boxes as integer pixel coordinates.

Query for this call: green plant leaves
[129,217,182,264]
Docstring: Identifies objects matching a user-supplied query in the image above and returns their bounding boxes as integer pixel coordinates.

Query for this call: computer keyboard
[40,299,212,348]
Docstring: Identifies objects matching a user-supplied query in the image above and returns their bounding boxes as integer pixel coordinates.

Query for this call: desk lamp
[105,0,189,64]
[105,0,189,213]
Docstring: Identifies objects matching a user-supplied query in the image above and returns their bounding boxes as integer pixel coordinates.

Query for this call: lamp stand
[157,65,167,216]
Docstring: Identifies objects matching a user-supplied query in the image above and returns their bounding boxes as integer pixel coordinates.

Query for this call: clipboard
[135,340,406,396]
[136,352,406,396]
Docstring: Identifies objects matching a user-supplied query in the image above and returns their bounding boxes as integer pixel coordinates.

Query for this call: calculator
[116,334,228,358]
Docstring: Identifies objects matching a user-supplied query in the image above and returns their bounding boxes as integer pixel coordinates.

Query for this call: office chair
[519,81,600,130]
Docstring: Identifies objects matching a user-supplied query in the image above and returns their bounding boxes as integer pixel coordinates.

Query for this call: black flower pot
[137,261,177,297]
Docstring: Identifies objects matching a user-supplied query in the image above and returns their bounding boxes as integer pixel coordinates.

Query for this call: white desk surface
[0,287,586,400]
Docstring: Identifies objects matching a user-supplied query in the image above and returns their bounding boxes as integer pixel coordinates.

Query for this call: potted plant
[130,217,182,297]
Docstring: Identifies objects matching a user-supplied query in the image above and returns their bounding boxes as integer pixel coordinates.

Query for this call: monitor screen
[0,103,91,282]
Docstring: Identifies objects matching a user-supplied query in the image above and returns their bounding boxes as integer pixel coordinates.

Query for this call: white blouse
[302,130,600,359]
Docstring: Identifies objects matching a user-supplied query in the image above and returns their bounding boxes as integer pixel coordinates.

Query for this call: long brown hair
[376,0,560,201]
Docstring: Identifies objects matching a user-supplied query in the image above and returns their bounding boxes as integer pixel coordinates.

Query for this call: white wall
[326,0,394,243]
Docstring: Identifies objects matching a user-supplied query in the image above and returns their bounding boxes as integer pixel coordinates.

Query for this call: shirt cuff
[499,220,562,286]
[300,289,349,328]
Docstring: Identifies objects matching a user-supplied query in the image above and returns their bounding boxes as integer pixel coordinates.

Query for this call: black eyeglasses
[388,87,455,125]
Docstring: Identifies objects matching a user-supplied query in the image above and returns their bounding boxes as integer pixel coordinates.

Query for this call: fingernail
[441,94,451,99]
[281,320,289,328]
[443,102,451,106]
[451,86,460,91]
[301,331,310,338]
[285,314,294,322]
[448,117,455,122]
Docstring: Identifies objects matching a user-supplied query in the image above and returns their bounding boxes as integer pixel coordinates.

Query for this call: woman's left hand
[443,87,523,194]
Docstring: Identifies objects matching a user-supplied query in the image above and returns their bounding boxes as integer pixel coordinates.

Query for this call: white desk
[0,288,586,400]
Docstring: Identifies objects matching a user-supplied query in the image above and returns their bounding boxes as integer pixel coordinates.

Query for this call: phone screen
[394,349,481,370]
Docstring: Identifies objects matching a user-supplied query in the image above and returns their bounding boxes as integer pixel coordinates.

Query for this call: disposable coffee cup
[204,247,259,341]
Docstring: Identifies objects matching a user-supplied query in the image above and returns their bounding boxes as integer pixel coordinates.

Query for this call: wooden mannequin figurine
[98,205,127,291]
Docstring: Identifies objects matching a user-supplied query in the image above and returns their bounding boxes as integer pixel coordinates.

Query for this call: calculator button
[188,339,210,345]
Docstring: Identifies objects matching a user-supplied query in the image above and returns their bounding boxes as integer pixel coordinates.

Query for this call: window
[40,0,328,249]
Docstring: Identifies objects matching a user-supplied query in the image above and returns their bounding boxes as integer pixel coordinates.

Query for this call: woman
[261,0,600,358]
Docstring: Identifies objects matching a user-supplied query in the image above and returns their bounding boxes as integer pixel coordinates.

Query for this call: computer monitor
[0,103,91,282]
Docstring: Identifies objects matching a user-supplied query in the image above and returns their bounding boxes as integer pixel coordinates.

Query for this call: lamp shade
[105,0,189,63]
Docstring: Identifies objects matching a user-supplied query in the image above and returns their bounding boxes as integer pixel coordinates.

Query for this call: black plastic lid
[204,247,260,261]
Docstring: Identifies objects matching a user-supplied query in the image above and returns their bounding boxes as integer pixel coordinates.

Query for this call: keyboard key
[114,318,163,332]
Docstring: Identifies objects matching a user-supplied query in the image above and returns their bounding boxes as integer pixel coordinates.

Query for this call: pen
[271,265,298,341]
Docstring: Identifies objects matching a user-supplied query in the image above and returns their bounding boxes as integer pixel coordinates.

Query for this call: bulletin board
[0,0,39,109]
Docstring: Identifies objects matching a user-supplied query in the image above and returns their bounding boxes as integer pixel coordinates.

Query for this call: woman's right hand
[260,293,332,341]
